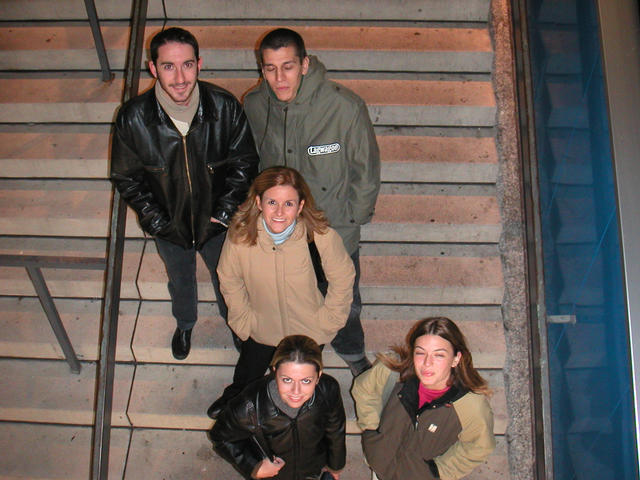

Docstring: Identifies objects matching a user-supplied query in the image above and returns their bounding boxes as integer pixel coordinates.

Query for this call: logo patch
[308,143,341,156]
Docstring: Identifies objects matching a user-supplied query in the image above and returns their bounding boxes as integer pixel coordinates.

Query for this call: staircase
[0,0,511,478]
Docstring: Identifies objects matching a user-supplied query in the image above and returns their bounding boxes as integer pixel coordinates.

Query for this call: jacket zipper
[283,106,288,166]
[182,135,196,246]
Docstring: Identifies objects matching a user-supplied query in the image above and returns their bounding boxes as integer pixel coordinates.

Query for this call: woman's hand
[322,467,341,480]
[252,457,285,478]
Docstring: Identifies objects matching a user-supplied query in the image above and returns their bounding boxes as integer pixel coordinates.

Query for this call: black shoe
[207,396,227,420]
[346,357,372,377]
[171,327,192,360]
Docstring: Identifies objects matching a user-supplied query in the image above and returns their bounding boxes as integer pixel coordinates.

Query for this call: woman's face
[257,185,304,234]
[413,334,461,390]
[275,361,320,408]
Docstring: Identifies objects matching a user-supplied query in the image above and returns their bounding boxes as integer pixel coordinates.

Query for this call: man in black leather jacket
[110,27,259,359]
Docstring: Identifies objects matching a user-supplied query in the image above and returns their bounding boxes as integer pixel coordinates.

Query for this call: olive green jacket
[243,56,381,254]
[352,360,495,480]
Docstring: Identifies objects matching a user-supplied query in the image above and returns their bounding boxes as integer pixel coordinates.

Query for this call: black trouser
[154,232,227,330]
[220,337,276,401]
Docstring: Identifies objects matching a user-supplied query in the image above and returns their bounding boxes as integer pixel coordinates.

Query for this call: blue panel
[527,0,639,477]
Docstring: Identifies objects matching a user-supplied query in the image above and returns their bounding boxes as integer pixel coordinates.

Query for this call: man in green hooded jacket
[243,28,381,376]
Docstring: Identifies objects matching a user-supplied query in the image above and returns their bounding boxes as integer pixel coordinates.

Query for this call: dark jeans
[330,250,366,359]
[155,232,227,331]
[220,337,276,401]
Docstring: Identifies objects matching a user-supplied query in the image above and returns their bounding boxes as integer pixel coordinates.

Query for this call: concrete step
[0,241,504,305]
[1,25,493,73]
[0,126,498,182]
[0,423,130,479]
[0,0,491,22]
[0,76,497,126]
[539,28,580,75]
[0,357,506,434]
[0,180,501,242]
[547,79,588,129]
[0,297,505,369]
[0,422,507,480]
[548,129,593,185]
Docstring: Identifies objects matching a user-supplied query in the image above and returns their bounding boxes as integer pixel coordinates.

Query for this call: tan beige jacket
[217,219,355,346]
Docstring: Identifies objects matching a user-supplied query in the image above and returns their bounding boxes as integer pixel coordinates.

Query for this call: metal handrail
[91,0,148,478]
[83,0,113,82]
[0,254,106,374]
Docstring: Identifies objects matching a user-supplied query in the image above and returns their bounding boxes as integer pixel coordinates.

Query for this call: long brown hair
[228,166,329,245]
[378,317,491,396]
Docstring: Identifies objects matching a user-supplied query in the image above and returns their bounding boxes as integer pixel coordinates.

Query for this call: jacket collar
[398,376,468,417]
[143,80,219,127]
[257,216,307,251]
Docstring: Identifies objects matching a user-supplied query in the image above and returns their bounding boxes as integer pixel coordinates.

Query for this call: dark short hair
[258,28,307,64]
[270,335,323,374]
[150,27,199,64]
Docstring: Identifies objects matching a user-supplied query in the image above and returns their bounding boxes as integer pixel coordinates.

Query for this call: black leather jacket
[110,81,259,249]
[209,373,346,480]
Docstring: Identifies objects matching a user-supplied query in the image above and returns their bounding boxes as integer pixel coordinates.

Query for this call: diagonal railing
[83,0,113,82]
[91,0,148,478]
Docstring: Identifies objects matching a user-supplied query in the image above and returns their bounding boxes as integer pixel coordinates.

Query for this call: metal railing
[84,0,113,82]
[0,255,106,374]
[91,0,148,478]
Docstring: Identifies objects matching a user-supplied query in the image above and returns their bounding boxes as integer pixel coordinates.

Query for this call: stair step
[0,127,498,182]
[0,0,491,22]
[0,423,130,479]
[0,180,501,242]
[0,243,503,304]
[0,297,505,368]
[547,80,588,129]
[0,77,497,126]
[0,356,506,434]
[0,358,133,426]
[1,25,493,73]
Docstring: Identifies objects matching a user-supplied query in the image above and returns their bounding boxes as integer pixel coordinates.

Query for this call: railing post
[91,0,148,478]
[83,0,113,82]
[26,265,82,374]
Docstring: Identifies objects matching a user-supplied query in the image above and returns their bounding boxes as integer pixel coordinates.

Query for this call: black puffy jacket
[110,81,259,249]
[209,373,346,480]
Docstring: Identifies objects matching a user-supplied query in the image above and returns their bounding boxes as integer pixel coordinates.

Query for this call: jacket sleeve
[323,377,347,471]
[350,359,392,431]
[315,229,355,335]
[346,101,381,226]
[110,110,172,236]
[217,239,256,341]
[211,98,260,226]
[433,393,496,480]
[209,398,264,479]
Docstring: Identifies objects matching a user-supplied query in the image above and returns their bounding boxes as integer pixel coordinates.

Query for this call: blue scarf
[263,218,297,245]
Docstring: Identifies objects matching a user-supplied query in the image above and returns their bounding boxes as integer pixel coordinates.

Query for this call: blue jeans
[154,232,227,331]
[330,250,365,358]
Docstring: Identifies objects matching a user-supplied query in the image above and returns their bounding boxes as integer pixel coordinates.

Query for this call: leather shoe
[171,327,192,360]
[207,396,227,420]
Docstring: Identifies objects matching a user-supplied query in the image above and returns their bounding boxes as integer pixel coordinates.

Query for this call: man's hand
[252,457,285,478]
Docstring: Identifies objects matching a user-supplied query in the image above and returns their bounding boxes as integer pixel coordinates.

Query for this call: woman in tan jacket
[207,166,355,419]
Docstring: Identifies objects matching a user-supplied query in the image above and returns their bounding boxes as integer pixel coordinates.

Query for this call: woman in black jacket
[209,335,345,480]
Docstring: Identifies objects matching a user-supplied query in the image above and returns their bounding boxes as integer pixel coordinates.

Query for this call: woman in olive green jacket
[352,317,495,480]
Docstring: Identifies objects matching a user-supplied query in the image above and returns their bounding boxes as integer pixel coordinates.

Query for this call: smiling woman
[206,167,355,422]
[209,335,346,480]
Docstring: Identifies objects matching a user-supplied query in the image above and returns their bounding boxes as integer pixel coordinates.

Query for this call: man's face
[149,41,201,106]
[261,46,309,103]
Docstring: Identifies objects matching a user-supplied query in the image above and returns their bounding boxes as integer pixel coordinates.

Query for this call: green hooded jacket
[244,56,381,254]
